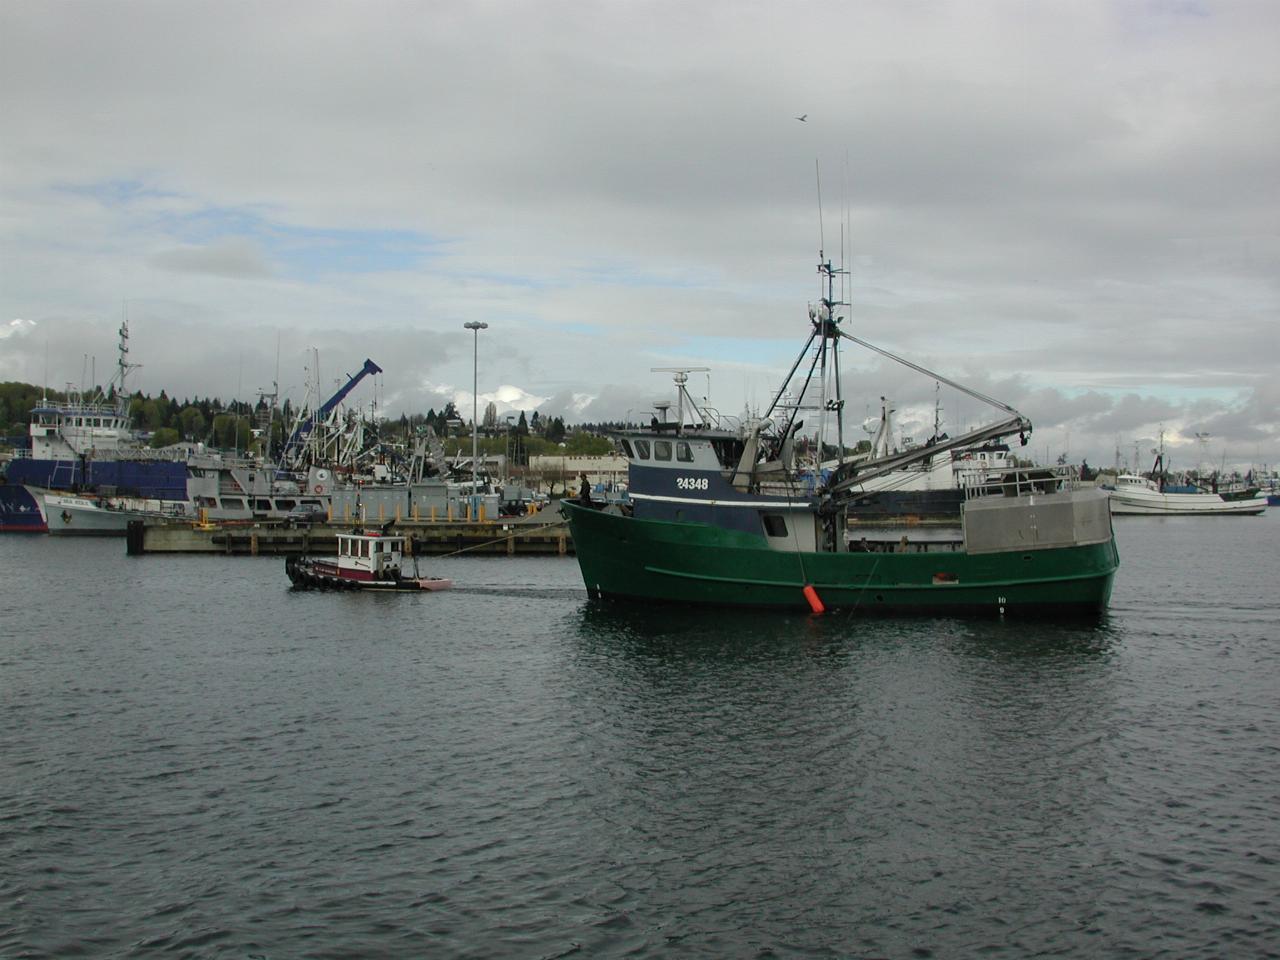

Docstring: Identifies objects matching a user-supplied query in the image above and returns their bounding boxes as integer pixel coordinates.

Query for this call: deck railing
[961,464,1082,500]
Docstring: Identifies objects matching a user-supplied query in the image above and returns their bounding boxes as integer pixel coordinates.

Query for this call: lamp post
[463,321,488,508]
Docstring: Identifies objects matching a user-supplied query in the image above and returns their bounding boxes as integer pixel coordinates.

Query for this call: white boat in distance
[1107,474,1268,516]
[42,491,191,536]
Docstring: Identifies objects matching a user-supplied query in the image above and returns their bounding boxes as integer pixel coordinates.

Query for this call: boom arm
[280,358,382,469]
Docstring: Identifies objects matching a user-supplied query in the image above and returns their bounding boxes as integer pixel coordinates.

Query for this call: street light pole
[463,321,488,507]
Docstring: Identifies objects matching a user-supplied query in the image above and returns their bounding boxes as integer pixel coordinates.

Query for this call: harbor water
[2,516,1277,958]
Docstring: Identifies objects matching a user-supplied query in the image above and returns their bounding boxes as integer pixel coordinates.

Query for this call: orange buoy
[802,584,825,614]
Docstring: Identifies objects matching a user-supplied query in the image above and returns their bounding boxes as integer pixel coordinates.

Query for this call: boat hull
[562,500,1118,616]
[0,484,48,532]
[42,492,187,536]
[1108,490,1268,515]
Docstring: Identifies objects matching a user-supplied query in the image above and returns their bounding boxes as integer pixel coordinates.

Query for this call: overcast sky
[2,0,1277,473]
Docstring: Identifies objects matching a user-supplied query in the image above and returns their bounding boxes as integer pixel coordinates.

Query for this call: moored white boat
[42,490,191,536]
[1107,474,1267,516]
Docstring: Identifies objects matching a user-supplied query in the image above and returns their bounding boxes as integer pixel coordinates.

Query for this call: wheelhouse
[335,531,405,580]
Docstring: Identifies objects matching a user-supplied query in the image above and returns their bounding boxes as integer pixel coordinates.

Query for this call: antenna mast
[814,253,848,467]
[114,304,141,413]
[649,367,712,433]
[815,159,825,253]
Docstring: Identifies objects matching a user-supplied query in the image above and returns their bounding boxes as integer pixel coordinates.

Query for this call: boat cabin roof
[336,530,404,547]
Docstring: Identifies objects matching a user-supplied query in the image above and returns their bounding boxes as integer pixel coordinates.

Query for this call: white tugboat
[285,526,452,591]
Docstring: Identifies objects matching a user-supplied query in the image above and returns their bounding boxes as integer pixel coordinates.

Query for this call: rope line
[423,519,570,559]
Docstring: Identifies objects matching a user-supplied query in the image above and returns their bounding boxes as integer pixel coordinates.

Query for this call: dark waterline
[2,516,1277,958]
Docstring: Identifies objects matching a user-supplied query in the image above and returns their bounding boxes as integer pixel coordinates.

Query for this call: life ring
[314,485,323,494]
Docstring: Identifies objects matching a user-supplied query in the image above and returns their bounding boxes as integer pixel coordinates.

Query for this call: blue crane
[278,358,382,472]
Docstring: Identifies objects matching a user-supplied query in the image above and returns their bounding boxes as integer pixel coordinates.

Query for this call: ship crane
[278,358,382,475]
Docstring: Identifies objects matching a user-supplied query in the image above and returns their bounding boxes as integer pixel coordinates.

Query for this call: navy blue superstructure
[5,455,189,500]
[615,420,822,541]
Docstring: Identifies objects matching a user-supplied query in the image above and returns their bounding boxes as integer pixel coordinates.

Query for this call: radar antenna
[650,367,712,433]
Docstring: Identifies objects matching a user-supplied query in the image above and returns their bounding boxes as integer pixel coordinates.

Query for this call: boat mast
[113,306,141,416]
[817,252,848,468]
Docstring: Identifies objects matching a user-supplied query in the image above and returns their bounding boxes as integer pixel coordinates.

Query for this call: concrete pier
[127,516,573,556]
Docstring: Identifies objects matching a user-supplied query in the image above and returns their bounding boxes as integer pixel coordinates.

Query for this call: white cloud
[0,318,37,339]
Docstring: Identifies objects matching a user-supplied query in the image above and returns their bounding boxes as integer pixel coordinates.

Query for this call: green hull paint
[563,501,1119,616]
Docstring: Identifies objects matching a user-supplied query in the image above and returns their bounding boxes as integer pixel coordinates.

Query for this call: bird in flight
[795,114,807,121]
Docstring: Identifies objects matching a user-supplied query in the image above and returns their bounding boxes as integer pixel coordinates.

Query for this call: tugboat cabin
[333,531,405,582]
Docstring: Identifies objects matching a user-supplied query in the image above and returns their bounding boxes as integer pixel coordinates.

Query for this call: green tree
[512,410,530,466]
[211,414,250,449]
[565,431,613,455]
[178,405,206,441]
[150,427,180,448]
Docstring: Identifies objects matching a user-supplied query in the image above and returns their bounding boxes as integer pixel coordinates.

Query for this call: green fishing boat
[563,253,1119,616]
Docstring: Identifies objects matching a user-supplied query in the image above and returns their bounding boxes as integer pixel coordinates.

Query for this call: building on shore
[527,454,628,496]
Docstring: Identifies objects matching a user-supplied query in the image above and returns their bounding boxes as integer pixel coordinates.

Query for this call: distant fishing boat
[1261,478,1280,506]
[839,395,1019,520]
[1107,474,1267,516]
[563,251,1119,616]
[285,527,452,591]
[1106,437,1268,516]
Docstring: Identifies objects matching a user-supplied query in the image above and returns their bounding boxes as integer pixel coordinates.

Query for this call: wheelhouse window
[619,439,635,458]
[676,442,693,462]
[654,440,673,461]
[633,440,651,459]
[762,514,789,538]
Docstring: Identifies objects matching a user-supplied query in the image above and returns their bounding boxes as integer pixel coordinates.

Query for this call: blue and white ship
[0,319,189,533]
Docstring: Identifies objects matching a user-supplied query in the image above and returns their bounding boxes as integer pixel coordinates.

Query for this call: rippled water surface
[2,516,1278,958]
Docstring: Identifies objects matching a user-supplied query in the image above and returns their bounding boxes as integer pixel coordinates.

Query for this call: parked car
[286,502,327,526]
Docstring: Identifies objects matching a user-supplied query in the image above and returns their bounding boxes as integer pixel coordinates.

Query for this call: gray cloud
[151,240,273,278]
[1,0,1276,471]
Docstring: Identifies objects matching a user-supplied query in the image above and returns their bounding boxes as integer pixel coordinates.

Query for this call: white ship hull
[42,492,191,536]
[1108,488,1268,516]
